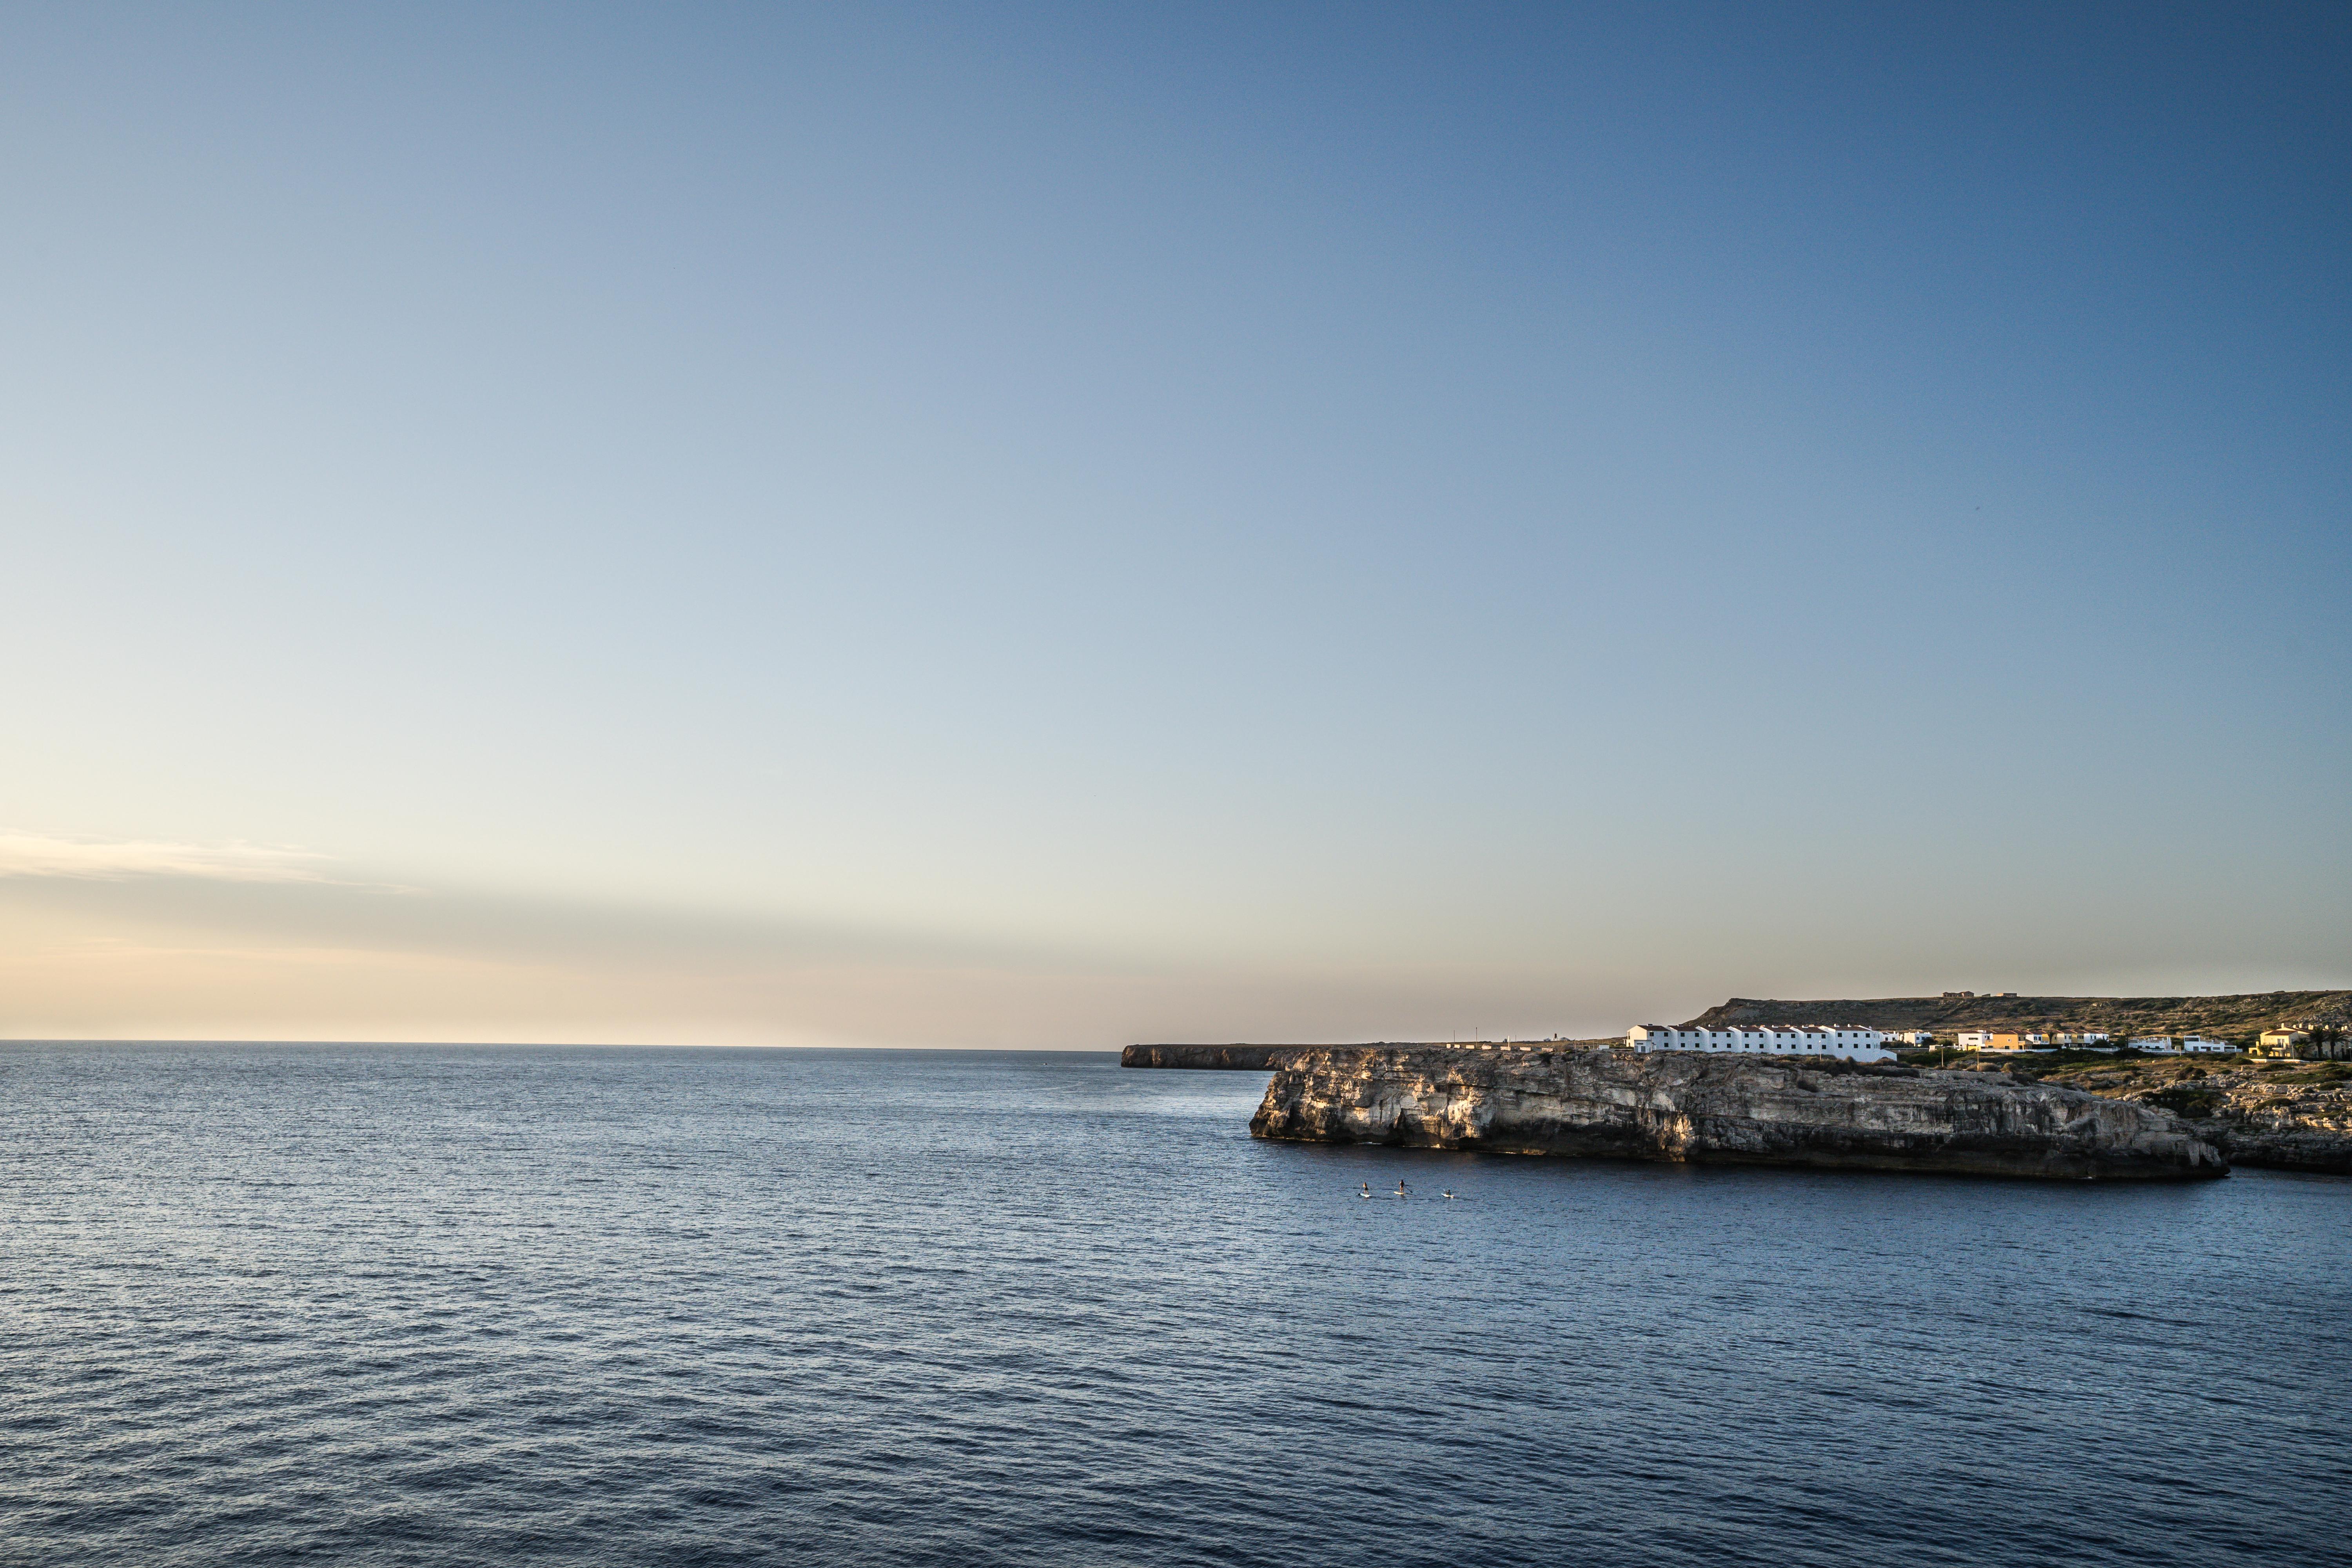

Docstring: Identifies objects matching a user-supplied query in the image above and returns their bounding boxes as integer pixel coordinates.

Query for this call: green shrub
[2145,1085,2223,1117]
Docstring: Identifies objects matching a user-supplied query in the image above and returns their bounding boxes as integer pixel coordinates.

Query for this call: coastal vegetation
[1688,990,2352,1047]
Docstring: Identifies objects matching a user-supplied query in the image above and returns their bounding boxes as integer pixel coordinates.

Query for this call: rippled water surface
[2,1045,2347,1568]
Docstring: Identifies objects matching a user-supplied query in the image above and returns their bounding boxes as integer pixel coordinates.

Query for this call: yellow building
[2256,1029,2310,1059]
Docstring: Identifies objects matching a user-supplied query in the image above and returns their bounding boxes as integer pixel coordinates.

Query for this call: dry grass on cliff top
[1690,990,2351,1042]
[1897,1052,2352,1120]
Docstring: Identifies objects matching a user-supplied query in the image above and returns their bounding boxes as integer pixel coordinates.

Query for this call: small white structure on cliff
[1626,1025,1893,1063]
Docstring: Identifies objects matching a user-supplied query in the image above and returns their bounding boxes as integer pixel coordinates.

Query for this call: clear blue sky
[2,2,2345,1044]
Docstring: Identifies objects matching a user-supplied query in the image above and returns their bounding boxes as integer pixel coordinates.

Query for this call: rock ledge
[1250,1048,2228,1181]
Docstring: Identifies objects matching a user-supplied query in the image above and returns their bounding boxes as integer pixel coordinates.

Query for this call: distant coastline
[1125,989,2352,1175]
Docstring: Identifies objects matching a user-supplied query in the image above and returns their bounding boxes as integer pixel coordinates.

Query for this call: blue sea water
[0,1045,2345,1568]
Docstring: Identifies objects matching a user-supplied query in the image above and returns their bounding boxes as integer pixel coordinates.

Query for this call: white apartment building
[1626,1025,1893,1063]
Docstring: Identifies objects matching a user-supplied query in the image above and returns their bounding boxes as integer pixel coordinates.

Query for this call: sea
[2,1045,2345,1568]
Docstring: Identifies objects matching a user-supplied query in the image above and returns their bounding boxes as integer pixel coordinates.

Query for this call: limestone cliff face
[1250,1048,2228,1181]
[2201,1109,2352,1173]
[2164,1084,2352,1174]
[2042,1063,2352,1173]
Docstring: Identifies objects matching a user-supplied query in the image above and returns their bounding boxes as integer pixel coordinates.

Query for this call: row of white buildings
[1625,1025,1894,1062]
[1958,1030,2109,1049]
[1624,1025,2236,1059]
[1957,1031,2233,1054]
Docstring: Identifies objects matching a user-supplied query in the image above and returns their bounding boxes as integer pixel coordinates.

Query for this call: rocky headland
[1245,1047,2228,1180]
[1123,1044,1357,1070]
[2032,1060,2352,1174]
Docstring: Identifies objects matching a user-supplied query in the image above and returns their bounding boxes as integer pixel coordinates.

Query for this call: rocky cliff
[1249,1048,2228,1181]
[2193,1100,2352,1173]
[2039,1062,2352,1174]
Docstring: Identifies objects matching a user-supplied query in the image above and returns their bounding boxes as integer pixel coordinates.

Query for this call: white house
[1885,1030,1936,1046]
[1626,1025,1893,1063]
[2179,1036,2234,1054]
[2129,1037,2175,1053]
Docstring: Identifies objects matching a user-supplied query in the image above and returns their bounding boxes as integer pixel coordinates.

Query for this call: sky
[2,1,2346,1046]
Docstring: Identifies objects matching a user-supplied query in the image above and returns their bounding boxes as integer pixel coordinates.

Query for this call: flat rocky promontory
[1123,1044,1353,1070]
[1249,1047,2228,1181]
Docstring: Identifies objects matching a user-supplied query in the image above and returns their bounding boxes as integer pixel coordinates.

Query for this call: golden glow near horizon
[1,830,2341,1046]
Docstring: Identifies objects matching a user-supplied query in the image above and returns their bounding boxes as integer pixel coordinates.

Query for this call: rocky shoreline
[2029,1061,2352,1174]
[1243,1047,2228,1180]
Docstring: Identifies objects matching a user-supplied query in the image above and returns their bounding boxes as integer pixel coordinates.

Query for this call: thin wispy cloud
[0,832,335,884]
